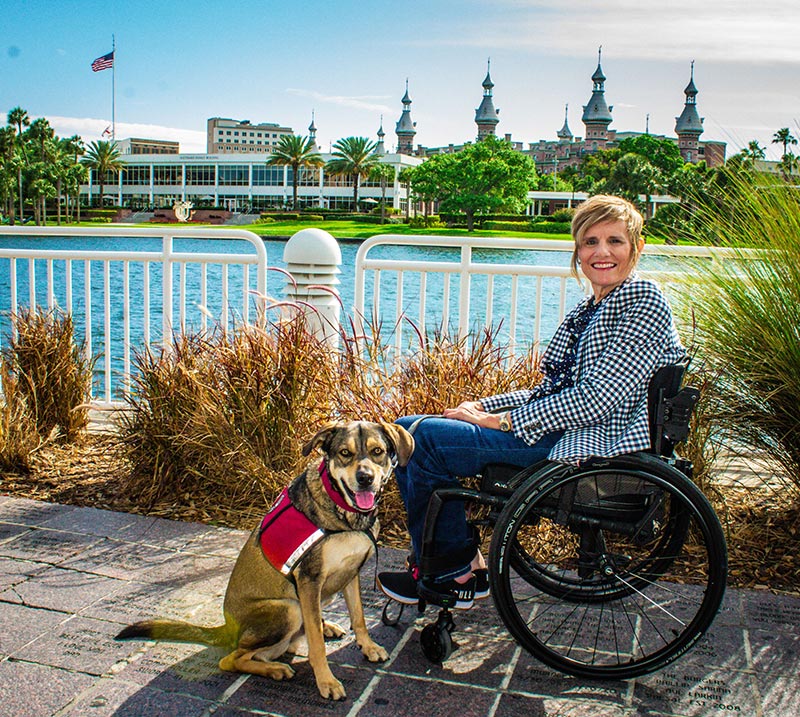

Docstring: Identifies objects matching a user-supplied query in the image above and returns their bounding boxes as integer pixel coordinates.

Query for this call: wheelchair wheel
[489,454,727,680]
[507,462,691,604]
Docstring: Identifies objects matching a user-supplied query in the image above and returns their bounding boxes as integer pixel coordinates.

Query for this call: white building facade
[81,152,423,213]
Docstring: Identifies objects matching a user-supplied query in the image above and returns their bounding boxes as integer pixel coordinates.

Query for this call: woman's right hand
[451,400,483,413]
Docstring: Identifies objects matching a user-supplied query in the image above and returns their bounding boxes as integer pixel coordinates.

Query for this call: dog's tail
[115,619,233,648]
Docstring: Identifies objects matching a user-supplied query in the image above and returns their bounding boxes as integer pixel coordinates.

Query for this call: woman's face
[577,219,641,300]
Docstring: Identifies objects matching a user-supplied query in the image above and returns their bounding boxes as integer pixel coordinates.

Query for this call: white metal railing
[0,226,267,408]
[354,234,717,355]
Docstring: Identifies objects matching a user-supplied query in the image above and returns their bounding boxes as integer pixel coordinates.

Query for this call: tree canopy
[410,136,537,230]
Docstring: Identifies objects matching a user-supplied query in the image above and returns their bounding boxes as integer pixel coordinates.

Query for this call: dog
[116,420,414,701]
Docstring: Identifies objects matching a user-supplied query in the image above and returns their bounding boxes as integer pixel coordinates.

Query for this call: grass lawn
[64,218,574,242]
[34,218,672,244]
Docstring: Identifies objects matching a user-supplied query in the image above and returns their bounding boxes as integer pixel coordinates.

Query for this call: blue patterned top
[481,275,686,462]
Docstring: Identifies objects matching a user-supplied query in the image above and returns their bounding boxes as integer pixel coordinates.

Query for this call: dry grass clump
[117,316,544,534]
[2,308,93,443]
[0,365,40,472]
[118,317,336,512]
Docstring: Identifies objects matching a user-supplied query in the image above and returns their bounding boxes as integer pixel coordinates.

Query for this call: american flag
[91,51,114,72]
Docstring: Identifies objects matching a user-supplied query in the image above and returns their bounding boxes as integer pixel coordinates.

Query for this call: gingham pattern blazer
[481,275,686,462]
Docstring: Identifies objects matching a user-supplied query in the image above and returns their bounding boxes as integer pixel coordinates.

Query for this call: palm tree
[739,140,766,167]
[7,106,30,219]
[325,136,379,210]
[61,135,85,222]
[266,135,323,210]
[369,163,396,224]
[0,126,19,223]
[82,140,122,207]
[772,127,798,159]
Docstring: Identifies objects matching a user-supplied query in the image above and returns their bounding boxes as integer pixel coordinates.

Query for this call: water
[0,233,678,398]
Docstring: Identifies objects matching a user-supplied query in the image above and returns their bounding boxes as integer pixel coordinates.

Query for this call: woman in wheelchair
[378,194,687,610]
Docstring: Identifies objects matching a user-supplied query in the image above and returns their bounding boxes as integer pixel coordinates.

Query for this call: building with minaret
[395,81,417,155]
[556,104,573,143]
[375,116,386,154]
[581,47,613,150]
[675,62,704,163]
[475,60,500,140]
[308,112,318,151]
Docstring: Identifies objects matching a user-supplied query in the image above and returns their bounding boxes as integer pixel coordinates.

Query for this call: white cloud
[286,88,393,114]
[44,115,207,152]
[434,0,800,64]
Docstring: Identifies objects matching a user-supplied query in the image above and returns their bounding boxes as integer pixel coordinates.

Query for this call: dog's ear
[302,422,341,457]
[380,422,415,467]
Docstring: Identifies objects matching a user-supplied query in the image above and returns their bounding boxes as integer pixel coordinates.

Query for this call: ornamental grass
[1,308,93,444]
[118,313,544,531]
[674,173,800,495]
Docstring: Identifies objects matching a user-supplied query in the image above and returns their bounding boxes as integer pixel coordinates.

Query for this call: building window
[121,165,150,186]
[186,165,216,185]
[252,165,285,186]
[218,165,249,186]
[152,165,182,185]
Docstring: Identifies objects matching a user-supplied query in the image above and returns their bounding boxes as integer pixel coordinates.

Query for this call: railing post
[162,234,173,346]
[283,228,342,349]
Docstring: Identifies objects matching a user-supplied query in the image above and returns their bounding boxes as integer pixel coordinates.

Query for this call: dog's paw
[359,639,389,663]
[322,620,347,639]
[266,663,296,681]
[317,675,346,700]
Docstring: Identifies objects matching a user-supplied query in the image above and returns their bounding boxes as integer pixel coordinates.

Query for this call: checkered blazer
[481,275,686,462]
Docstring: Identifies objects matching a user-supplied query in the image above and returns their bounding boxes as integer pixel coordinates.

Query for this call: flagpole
[111,35,116,141]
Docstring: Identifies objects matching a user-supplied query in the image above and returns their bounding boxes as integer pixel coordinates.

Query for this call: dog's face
[302,421,414,512]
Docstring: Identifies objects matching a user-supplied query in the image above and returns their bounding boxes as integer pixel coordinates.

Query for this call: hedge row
[530,221,571,234]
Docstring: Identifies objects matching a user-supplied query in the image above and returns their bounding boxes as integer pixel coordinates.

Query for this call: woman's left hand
[443,404,502,429]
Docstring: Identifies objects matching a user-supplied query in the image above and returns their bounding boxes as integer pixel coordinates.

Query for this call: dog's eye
[339,449,352,458]
[371,447,385,456]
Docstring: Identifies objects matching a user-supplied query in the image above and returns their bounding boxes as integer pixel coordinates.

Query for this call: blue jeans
[394,415,564,581]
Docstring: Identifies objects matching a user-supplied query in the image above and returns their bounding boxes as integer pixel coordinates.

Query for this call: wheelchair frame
[382,364,729,679]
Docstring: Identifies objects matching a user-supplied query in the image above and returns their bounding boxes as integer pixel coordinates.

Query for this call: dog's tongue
[355,490,376,510]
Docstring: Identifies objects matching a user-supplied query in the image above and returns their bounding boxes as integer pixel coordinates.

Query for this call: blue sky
[3,0,799,159]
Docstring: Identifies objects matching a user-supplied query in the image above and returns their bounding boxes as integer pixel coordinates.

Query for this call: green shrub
[255,216,275,224]
[408,215,445,229]
[2,308,94,443]
[261,212,300,221]
[551,208,575,223]
[530,221,571,234]
[483,221,533,232]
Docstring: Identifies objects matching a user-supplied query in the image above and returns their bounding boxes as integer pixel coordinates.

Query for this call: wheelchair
[381,364,728,680]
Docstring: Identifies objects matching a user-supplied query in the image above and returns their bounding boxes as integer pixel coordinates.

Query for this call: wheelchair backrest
[647,363,700,457]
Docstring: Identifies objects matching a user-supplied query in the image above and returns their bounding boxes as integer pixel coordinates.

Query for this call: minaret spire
[395,79,416,155]
[557,103,573,142]
[375,114,386,154]
[581,47,613,150]
[475,58,500,140]
[308,110,318,151]
[675,61,703,162]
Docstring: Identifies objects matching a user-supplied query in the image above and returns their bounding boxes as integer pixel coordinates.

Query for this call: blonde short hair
[570,195,644,277]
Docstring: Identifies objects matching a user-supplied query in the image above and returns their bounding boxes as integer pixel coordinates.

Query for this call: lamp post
[553,157,558,191]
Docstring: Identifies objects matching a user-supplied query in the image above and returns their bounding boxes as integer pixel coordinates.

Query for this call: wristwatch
[498,412,512,432]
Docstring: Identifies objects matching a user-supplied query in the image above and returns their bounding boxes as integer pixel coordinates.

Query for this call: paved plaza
[0,494,798,717]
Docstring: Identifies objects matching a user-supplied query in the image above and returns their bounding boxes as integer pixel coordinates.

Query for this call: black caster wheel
[420,609,455,663]
[381,599,405,627]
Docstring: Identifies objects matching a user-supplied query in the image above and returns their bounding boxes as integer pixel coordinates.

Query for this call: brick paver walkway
[0,494,797,717]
